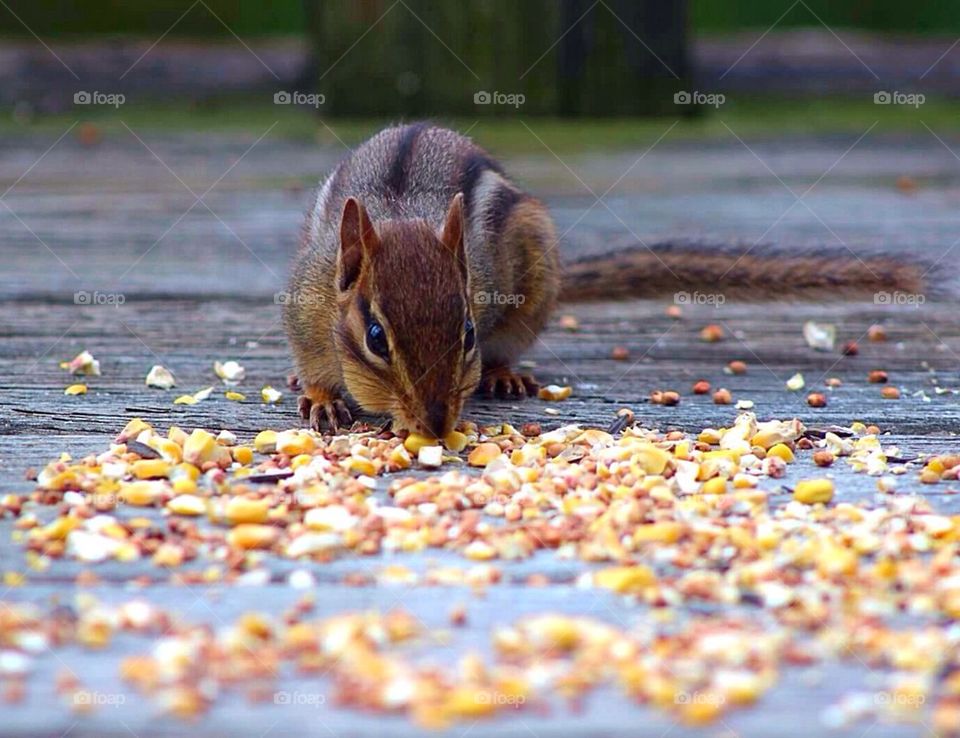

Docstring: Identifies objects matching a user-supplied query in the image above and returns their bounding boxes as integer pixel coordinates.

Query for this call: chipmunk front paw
[298,385,353,433]
[479,366,539,399]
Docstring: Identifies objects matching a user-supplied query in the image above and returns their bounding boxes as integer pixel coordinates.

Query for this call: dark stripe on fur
[485,184,523,241]
[458,151,503,216]
[385,122,428,195]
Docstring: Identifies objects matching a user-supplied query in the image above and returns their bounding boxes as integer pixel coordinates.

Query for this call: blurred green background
[2,1,959,36]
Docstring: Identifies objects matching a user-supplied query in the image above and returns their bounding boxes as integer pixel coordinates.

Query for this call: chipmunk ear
[338,197,379,291]
[441,193,468,284]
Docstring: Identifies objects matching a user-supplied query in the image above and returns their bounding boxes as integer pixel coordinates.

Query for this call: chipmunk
[284,122,926,437]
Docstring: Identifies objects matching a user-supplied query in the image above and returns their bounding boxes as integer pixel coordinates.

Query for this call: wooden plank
[2,132,960,736]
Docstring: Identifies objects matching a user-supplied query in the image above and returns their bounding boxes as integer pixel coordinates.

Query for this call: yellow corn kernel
[793,478,834,505]
[920,469,941,484]
[120,481,161,507]
[701,477,727,495]
[172,462,200,482]
[290,453,312,469]
[225,391,246,402]
[343,456,376,476]
[254,430,277,454]
[594,565,655,594]
[388,445,412,469]
[276,430,315,456]
[131,459,171,480]
[167,426,188,446]
[403,433,438,454]
[183,429,216,465]
[443,431,468,452]
[232,446,254,465]
[467,442,502,467]
[767,443,795,463]
[64,384,87,396]
[118,418,152,442]
[224,497,270,525]
[171,477,197,495]
[148,437,182,463]
[633,522,683,545]
[227,524,279,550]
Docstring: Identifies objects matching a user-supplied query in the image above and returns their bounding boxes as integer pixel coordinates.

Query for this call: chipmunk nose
[426,400,450,438]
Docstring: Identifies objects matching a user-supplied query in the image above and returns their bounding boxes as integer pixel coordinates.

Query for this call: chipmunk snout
[425,399,451,438]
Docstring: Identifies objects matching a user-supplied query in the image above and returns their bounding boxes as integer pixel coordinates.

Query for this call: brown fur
[285,123,926,436]
[561,245,927,302]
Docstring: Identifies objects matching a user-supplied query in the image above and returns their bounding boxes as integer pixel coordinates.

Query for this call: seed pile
[4,412,960,730]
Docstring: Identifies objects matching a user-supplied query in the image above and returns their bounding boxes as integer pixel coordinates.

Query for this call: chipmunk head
[333,193,480,438]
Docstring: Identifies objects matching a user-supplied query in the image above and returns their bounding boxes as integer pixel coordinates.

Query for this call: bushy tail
[559,241,929,302]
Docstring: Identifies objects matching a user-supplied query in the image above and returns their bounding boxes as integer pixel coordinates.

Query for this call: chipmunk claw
[479,366,539,399]
[298,388,352,433]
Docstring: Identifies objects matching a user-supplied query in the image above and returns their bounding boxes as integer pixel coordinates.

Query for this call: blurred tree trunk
[304,0,689,116]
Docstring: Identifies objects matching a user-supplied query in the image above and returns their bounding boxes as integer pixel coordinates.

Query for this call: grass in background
[6,96,960,155]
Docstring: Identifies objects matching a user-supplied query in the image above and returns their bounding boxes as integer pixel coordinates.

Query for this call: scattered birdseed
[786,373,805,391]
[213,360,245,385]
[868,324,888,342]
[145,365,175,389]
[261,386,282,404]
[538,385,572,401]
[726,360,747,375]
[700,324,724,342]
[173,387,213,405]
[10,410,960,732]
[63,384,87,396]
[803,321,835,352]
[62,350,100,376]
[558,315,579,332]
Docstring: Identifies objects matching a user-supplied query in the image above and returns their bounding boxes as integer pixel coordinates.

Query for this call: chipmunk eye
[365,320,389,360]
[464,318,475,353]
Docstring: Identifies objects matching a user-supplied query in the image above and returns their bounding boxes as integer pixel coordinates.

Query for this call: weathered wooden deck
[2,127,960,737]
